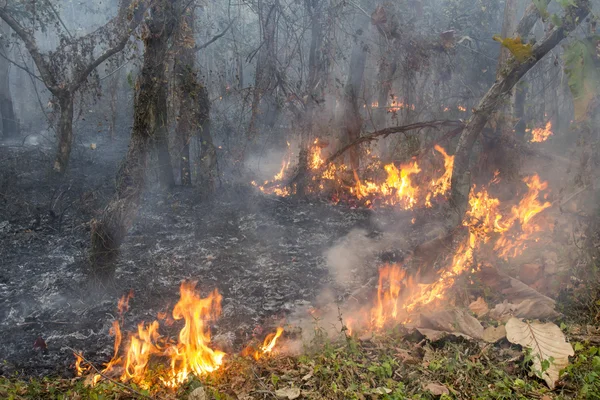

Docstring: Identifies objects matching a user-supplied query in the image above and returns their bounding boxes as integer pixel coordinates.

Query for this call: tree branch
[287,120,465,187]
[448,0,591,231]
[195,18,235,52]
[0,49,44,83]
[516,0,550,38]
[0,7,59,92]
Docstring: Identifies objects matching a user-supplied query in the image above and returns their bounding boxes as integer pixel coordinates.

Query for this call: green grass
[2,325,599,399]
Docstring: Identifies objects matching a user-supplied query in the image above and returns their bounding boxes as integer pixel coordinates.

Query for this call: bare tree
[0,0,150,172]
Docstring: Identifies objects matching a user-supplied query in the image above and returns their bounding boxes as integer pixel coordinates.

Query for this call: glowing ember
[529,121,552,143]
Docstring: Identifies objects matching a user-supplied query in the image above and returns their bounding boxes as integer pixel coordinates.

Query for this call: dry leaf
[505,318,574,389]
[469,297,489,317]
[275,387,301,399]
[188,387,207,400]
[419,309,484,339]
[424,382,450,396]
[483,325,506,343]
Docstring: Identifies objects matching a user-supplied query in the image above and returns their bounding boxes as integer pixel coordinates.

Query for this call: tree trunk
[154,73,175,188]
[53,93,75,173]
[448,1,591,231]
[90,0,179,279]
[297,0,325,196]
[0,24,18,139]
[197,85,217,193]
[247,0,278,141]
[339,14,370,171]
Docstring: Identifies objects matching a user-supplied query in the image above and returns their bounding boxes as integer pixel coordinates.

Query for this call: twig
[195,19,235,52]
[67,348,154,399]
[0,50,44,83]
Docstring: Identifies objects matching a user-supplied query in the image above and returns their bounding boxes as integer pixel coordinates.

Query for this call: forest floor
[1,141,599,399]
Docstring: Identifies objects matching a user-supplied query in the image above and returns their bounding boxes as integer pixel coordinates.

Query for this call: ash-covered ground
[0,140,421,378]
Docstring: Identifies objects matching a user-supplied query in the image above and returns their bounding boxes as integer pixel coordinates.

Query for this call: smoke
[325,228,409,288]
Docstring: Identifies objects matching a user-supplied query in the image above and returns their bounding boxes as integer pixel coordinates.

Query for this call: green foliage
[562,344,600,399]
[492,35,534,62]
[563,38,600,120]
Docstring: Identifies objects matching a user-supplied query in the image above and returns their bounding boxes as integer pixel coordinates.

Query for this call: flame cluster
[255,141,455,209]
[528,121,553,143]
[75,283,284,390]
[368,174,552,329]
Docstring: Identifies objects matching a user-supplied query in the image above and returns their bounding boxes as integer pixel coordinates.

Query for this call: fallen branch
[288,120,464,187]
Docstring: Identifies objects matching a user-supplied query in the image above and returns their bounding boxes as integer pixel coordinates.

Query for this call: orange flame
[79,282,225,389]
[529,121,552,143]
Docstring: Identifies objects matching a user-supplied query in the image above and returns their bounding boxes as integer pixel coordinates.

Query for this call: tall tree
[338,9,370,171]
[0,0,150,172]
[247,0,279,142]
[91,0,182,279]
[0,20,18,138]
[174,5,217,191]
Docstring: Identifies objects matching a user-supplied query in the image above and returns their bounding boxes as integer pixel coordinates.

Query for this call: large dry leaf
[480,268,560,320]
[483,325,507,343]
[275,387,301,399]
[469,297,489,317]
[424,382,450,396]
[419,309,484,339]
[505,318,574,389]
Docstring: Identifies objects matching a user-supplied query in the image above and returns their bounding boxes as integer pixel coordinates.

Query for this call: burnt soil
[0,140,423,379]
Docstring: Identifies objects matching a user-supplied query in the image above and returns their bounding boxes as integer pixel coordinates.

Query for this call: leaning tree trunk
[53,92,75,173]
[90,0,178,279]
[339,13,370,171]
[448,0,591,231]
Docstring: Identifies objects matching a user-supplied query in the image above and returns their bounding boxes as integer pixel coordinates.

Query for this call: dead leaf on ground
[275,387,301,399]
[480,268,560,320]
[419,309,484,339]
[469,297,489,317]
[417,328,473,342]
[188,387,207,400]
[424,382,450,396]
[483,325,507,343]
[505,318,574,389]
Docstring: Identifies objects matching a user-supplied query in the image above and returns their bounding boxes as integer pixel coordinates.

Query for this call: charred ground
[0,141,420,378]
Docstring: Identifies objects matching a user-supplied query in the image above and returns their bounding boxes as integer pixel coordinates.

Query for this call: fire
[529,121,552,143]
[78,282,226,389]
[458,105,467,112]
[493,174,552,258]
[254,327,284,360]
[371,265,405,329]
[426,145,454,207]
[368,174,552,329]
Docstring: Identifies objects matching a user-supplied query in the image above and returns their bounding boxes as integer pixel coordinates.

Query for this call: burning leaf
[275,387,301,399]
[505,318,574,389]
